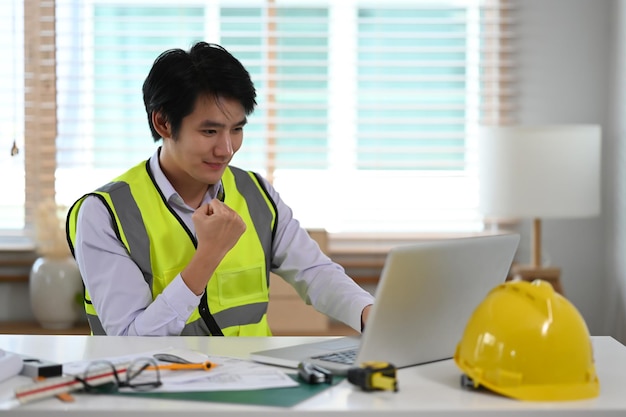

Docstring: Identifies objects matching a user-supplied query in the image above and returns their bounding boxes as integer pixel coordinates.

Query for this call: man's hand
[182,199,246,295]
[193,199,246,256]
[361,304,373,331]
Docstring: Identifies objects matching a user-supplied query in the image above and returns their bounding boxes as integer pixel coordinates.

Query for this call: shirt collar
[149,147,223,209]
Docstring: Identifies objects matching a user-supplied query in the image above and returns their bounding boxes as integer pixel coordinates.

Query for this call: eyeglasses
[76,358,163,393]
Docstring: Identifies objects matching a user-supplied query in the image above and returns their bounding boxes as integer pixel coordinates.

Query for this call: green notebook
[116,374,344,408]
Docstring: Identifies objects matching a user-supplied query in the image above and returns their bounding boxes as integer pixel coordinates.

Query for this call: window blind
[1,0,515,239]
[0,0,25,233]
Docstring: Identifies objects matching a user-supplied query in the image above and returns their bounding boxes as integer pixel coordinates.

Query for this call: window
[1,0,514,244]
[0,0,24,235]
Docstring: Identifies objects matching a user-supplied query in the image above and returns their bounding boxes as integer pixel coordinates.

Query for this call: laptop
[250,233,520,375]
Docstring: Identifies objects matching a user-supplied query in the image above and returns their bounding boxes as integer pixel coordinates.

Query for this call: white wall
[516,0,626,343]
[605,0,626,342]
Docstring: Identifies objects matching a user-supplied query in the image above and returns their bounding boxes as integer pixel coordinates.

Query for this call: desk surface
[0,335,624,416]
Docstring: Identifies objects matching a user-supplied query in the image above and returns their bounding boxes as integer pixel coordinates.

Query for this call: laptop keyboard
[311,349,357,365]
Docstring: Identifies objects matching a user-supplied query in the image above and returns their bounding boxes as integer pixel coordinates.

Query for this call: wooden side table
[0,321,91,335]
[507,264,564,295]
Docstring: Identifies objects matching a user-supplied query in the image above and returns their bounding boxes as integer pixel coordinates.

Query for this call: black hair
[142,42,257,141]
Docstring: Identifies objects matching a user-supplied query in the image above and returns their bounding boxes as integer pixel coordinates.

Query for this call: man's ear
[152,111,172,139]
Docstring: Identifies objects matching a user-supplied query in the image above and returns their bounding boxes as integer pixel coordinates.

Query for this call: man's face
[161,94,247,187]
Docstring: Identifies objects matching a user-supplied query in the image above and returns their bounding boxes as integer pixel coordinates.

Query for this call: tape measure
[347,361,398,392]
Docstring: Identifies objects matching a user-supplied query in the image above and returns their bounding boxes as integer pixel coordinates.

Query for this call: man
[66,42,374,336]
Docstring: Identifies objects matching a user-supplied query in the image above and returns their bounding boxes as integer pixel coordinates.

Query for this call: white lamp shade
[478,125,601,219]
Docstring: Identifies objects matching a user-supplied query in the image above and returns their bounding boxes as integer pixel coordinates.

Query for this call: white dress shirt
[73,149,374,336]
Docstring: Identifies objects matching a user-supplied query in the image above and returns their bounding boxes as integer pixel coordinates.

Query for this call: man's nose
[214,132,233,157]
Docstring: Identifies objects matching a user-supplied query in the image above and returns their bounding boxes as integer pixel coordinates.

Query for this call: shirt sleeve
[74,196,202,336]
[264,180,375,332]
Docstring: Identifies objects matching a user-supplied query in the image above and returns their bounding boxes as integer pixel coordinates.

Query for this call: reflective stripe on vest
[67,161,276,336]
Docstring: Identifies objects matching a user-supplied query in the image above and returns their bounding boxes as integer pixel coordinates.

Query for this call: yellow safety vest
[67,160,277,336]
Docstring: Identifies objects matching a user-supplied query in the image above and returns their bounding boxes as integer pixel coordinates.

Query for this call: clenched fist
[182,199,246,295]
[193,199,246,256]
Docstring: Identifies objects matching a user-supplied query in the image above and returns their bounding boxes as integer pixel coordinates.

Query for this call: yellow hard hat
[454,279,599,401]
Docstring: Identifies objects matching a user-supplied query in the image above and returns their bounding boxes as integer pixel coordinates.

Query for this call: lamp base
[508,264,564,295]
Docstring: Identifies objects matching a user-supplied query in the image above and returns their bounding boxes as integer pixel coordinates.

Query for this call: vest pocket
[215,263,268,307]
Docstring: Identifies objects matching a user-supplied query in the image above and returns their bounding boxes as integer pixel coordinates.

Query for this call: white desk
[0,335,624,416]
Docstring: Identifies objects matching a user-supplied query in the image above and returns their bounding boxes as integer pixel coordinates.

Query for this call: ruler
[14,362,130,404]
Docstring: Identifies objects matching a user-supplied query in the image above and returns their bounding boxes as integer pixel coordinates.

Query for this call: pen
[147,361,216,372]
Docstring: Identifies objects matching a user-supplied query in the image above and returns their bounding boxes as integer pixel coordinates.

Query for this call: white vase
[29,256,84,329]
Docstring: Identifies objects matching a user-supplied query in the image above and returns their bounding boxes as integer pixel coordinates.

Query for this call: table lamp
[477,125,601,294]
